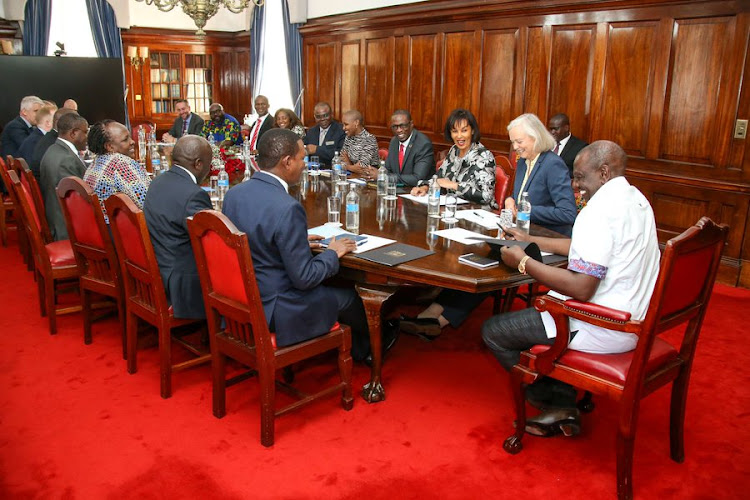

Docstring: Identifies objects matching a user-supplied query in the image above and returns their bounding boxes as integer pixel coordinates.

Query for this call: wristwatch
[518,255,531,274]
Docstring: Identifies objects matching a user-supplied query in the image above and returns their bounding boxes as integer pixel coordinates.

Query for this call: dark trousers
[329,286,371,361]
[482,308,576,407]
[436,289,490,327]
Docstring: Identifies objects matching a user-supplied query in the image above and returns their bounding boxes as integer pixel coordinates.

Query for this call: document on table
[454,209,502,229]
[432,227,490,245]
[308,225,395,254]
[399,194,470,206]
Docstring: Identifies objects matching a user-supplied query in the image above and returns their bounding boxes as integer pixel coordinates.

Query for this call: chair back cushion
[201,229,247,306]
[62,190,104,248]
[494,165,510,208]
[111,206,148,269]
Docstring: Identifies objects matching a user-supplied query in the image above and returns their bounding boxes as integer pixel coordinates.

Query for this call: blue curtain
[22,0,52,56]
[85,0,129,129]
[282,0,303,116]
[85,0,122,58]
[250,4,266,100]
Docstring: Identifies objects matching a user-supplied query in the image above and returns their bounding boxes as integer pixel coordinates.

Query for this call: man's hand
[308,234,324,249]
[500,245,527,269]
[306,144,318,154]
[327,236,357,258]
[502,226,531,242]
[410,185,428,196]
[162,132,175,143]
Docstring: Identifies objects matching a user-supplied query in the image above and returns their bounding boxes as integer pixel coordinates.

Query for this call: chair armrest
[534,296,643,334]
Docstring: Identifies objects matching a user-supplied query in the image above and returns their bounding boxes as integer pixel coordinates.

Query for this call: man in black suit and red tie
[548,113,588,177]
[384,110,435,187]
[246,95,273,154]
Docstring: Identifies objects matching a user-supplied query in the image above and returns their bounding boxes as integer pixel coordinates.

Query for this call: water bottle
[150,145,161,176]
[376,160,387,196]
[346,186,360,234]
[427,174,440,218]
[208,134,216,147]
[217,163,229,209]
[137,126,146,167]
[517,191,532,233]
[332,150,343,182]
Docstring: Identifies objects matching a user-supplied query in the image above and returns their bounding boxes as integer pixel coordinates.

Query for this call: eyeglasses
[391,122,411,131]
[314,112,330,120]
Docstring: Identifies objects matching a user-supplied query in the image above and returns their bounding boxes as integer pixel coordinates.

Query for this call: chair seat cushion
[45,240,77,267]
[528,337,679,384]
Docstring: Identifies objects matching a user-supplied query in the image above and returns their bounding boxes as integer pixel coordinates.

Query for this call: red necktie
[399,143,405,171]
[553,142,560,155]
[249,118,262,149]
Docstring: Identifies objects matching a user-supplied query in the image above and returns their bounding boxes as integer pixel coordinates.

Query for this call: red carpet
[1,234,749,499]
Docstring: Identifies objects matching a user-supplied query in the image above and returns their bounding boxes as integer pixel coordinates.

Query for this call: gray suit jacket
[167,112,205,138]
[40,139,86,240]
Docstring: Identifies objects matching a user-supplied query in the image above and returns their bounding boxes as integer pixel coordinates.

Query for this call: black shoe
[399,315,441,341]
[525,408,581,438]
[364,319,400,366]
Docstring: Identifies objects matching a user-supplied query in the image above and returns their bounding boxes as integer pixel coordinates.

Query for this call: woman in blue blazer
[505,113,577,236]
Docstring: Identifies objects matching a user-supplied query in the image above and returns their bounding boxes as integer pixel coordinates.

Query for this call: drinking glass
[443,191,458,222]
[309,155,320,176]
[327,196,341,224]
[386,174,398,200]
[209,175,219,208]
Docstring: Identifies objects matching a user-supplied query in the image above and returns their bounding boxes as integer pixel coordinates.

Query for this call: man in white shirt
[482,140,660,436]
[246,95,273,153]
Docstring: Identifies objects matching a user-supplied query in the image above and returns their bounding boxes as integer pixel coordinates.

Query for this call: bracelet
[518,255,532,274]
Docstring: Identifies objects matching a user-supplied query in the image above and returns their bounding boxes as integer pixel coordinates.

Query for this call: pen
[474,211,485,219]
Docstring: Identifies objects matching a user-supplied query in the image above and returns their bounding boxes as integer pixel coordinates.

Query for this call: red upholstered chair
[8,170,81,334]
[509,149,518,168]
[0,156,19,247]
[3,156,32,268]
[503,217,728,500]
[105,194,209,398]
[57,177,126,356]
[378,148,388,161]
[494,162,510,209]
[187,210,353,447]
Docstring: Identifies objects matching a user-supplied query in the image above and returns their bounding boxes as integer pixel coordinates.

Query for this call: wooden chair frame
[503,217,728,500]
[57,177,126,356]
[3,156,32,268]
[105,194,209,398]
[187,210,353,447]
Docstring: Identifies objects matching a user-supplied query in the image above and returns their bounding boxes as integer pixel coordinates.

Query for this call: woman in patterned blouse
[84,120,151,221]
[273,108,306,139]
[410,108,498,209]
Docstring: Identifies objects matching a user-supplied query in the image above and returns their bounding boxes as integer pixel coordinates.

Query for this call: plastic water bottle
[150,145,161,176]
[376,160,387,196]
[517,191,531,233]
[217,163,229,209]
[427,174,440,218]
[346,186,360,234]
[208,134,216,147]
[332,151,343,182]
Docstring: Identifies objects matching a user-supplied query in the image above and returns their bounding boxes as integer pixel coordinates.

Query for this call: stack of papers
[399,194,470,206]
[454,209,502,229]
[432,228,491,245]
[308,225,395,254]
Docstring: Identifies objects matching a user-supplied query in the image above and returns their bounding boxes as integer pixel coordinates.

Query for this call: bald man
[481,140,660,437]
[63,99,78,111]
[143,135,214,319]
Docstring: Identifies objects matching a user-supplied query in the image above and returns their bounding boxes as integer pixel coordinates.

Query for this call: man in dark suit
[143,135,213,319]
[384,109,435,187]
[40,113,89,241]
[30,108,78,182]
[162,99,204,142]
[548,113,588,177]
[1,95,43,159]
[303,101,345,166]
[16,104,55,164]
[223,128,373,361]
[246,94,273,153]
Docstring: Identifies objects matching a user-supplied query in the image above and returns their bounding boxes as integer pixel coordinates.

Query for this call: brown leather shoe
[398,315,442,341]
[525,408,581,438]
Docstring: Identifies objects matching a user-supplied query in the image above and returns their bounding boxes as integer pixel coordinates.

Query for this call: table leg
[355,283,398,403]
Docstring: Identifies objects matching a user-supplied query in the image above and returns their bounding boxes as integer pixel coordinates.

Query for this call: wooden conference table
[292,175,565,403]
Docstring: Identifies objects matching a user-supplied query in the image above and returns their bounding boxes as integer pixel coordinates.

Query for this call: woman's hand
[410,185,429,196]
[437,178,458,191]
[504,197,517,217]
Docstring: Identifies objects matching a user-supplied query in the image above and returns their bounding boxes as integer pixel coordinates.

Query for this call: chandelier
[136,0,264,37]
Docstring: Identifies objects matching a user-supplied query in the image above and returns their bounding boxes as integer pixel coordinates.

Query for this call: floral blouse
[84,152,151,222]
[290,124,306,139]
[438,142,498,209]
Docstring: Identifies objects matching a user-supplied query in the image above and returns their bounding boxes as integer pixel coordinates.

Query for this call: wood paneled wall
[300,0,750,286]
[121,28,251,134]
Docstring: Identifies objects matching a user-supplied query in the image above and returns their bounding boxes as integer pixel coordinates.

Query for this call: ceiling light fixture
[135,0,263,37]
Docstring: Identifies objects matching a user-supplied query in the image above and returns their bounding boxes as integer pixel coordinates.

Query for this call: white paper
[352,235,396,254]
[432,228,490,245]
[399,194,470,206]
[454,209,501,229]
[308,224,346,239]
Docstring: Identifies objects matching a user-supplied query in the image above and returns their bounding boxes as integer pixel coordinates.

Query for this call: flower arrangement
[209,145,248,178]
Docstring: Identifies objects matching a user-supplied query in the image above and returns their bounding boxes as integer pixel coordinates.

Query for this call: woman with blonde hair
[506,113,576,236]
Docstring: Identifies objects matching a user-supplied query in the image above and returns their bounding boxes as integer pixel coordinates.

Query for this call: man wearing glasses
[383,109,434,187]
[303,101,345,166]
